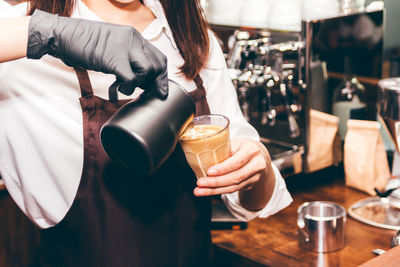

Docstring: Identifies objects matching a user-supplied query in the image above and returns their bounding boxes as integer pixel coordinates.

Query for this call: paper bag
[307,109,340,172]
[344,119,391,195]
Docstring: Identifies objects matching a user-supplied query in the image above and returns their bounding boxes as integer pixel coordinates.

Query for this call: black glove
[27,9,168,100]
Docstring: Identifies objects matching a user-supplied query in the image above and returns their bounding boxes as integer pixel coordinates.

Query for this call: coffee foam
[180,125,223,140]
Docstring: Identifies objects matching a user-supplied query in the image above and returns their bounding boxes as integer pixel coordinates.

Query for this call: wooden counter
[212,166,396,267]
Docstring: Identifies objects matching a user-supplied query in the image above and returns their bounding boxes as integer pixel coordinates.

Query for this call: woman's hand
[194,138,276,210]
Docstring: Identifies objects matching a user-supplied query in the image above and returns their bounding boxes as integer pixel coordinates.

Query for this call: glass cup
[179,114,230,178]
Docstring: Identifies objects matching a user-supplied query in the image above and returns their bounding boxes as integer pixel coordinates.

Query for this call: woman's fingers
[206,139,259,176]
[193,138,270,197]
[194,174,261,196]
[198,155,265,188]
[195,157,265,196]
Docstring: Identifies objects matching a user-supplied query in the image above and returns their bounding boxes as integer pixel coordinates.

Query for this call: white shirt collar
[73,0,178,50]
[142,0,178,50]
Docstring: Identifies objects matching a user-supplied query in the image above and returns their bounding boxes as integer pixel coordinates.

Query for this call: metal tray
[260,137,304,176]
[348,196,400,230]
[261,137,302,160]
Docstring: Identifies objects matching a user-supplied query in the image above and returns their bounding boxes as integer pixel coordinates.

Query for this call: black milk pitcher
[100,80,195,176]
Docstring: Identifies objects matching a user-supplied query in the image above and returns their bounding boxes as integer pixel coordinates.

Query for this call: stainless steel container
[297,201,346,253]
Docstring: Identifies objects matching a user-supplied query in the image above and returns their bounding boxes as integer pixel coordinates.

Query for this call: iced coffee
[179,114,230,178]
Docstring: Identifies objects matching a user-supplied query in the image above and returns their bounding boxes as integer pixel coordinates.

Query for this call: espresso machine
[208,6,385,177]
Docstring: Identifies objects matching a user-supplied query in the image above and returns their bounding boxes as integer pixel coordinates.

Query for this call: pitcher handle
[297,202,310,242]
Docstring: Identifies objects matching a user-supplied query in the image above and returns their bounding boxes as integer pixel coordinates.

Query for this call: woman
[0,0,292,266]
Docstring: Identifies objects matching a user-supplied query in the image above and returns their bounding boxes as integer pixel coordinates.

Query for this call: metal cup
[297,201,346,253]
[100,80,195,177]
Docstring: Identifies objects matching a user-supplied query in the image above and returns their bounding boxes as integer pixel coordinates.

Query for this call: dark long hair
[28,0,210,80]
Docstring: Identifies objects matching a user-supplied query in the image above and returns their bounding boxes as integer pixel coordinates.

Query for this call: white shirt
[0,0,292,228]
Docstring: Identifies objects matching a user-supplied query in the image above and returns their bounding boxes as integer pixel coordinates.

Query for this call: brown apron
[31,69,212,267]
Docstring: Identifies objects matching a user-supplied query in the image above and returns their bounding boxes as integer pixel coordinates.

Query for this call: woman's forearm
[239,142,276,211]
[0,16,30,62]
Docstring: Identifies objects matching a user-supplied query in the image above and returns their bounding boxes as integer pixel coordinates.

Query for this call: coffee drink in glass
[179,114,230,178]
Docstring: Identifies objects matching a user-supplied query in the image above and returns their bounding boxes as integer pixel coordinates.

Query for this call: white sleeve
[221,163,293,221]
[0,1,26,17]
[201,32,293,221]
[0,1,27,81]
[0,1,15,16]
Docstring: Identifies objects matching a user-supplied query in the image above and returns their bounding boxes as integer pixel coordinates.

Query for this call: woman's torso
[0,0,202,228]
[27,66,213,267]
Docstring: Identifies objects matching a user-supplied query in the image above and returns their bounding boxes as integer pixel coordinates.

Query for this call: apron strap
[74,68,93,98]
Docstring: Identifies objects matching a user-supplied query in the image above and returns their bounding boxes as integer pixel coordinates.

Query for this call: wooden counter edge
[359,246,400,267]
[327,71,381,86]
